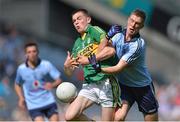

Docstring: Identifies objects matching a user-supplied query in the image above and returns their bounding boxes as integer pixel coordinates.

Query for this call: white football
[56,82,77,103]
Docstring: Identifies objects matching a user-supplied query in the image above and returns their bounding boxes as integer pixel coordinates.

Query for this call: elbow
[112,48,116,56]
[108,47,116,57]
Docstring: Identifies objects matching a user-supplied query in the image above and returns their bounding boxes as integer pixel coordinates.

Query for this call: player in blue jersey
[14,42,62,122]
[89,9,159,121]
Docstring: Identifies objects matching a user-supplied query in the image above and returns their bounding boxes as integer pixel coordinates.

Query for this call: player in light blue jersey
[14,42,62,122]
[89,9,159,121]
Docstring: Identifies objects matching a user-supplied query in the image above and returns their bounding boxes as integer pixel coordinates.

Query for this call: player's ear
[87,16,91,24]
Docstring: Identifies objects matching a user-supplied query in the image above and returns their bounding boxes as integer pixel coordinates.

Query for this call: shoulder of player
[40,59,52,65]
[135,37,145,47]
[112,32,124,42]
[18,63,26,69]
[129,38,145,51]
[17,63,28,71]
[88,25,105,34]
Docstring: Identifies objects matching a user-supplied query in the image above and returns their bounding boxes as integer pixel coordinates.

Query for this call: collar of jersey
[85,24,91,32]
[81,24,91,40]
[122,29,140,42]
[81,33,87,40]
[25,58,41,68]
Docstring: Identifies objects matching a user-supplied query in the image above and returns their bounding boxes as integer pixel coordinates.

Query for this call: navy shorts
[28,103,58,121]
[120,83,159,114]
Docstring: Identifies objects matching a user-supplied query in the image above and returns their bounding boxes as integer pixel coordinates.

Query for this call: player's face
[25,46,38,63]
[127,14,144,36]
[72,11,91,34]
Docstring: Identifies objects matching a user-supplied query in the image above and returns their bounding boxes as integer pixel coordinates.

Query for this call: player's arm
[44,78,62,90]
[14,83,24,101]
[52,78,62,88]
[45,61,63,90]
[96,24,122,61]
[96,44,115,61]
[97,25,122,52]
[102,39,142,74]
[78,25,119,65]
[101,59,128,74]
[14,68,26,109]
[96,37,109,54]
[77,45,115,65]
[64,51,79,77]
[14,82,26,109]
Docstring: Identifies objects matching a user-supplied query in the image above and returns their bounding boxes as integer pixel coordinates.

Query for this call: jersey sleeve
[47,61,61,80]
[15,67,23,85]
[122,39,143,64]
[111,33,121,47]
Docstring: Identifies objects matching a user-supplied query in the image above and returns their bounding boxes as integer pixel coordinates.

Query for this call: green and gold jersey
[72,24,117,83]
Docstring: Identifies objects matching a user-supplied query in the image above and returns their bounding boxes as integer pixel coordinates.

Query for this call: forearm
[102,66,121,74]
[96,46,115,61]
[97,37,108,53]
[96,37,115,61]
[14,83,24,100]
[102,59,128,74]
[52,79,62,88]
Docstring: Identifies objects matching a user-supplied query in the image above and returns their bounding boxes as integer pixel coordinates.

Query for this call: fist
[88,54,101,73]
[106,25,122,39]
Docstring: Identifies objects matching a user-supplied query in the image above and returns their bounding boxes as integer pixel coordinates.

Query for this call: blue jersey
[15,59,61,110]
[111,30,152,87]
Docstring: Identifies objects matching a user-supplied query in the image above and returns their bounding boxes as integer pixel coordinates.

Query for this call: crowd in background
[0,22,26,120]
[156,81,180,121]
[0,22,180,121]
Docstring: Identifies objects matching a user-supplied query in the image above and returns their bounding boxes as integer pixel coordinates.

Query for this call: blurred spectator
[157,85,172,120]
[11,107,31,121]
[0,76,12,120]
[157,81,180,121]
[0,76,11,96]
[0,97,7,120]
[3,24,25,64]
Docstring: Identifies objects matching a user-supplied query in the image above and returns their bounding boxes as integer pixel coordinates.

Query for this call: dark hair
[24,42,38,52]
[71,8,90,17]
[131,9,146,22]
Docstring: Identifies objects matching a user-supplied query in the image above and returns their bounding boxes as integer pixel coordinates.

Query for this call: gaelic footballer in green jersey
[72,24,117,83]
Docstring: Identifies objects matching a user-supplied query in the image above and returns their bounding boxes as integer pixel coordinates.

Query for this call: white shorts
[78,76,121,107]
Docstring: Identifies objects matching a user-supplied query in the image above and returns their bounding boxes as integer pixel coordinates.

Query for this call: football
[56,82,77,103]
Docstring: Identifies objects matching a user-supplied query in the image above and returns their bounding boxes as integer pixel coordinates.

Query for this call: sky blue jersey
[15,59,61,110]
[111,30,152,87]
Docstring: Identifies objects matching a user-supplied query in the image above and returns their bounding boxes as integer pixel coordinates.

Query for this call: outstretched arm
[101,59,128,74]
[77,38,115,65]
[77,25,121,65]
[44,78,62,90]
[96,45,115,61]
[97,24,122,54]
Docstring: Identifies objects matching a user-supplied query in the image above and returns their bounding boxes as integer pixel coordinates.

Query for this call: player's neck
[125,34,132,42]
[28,60,38,69]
